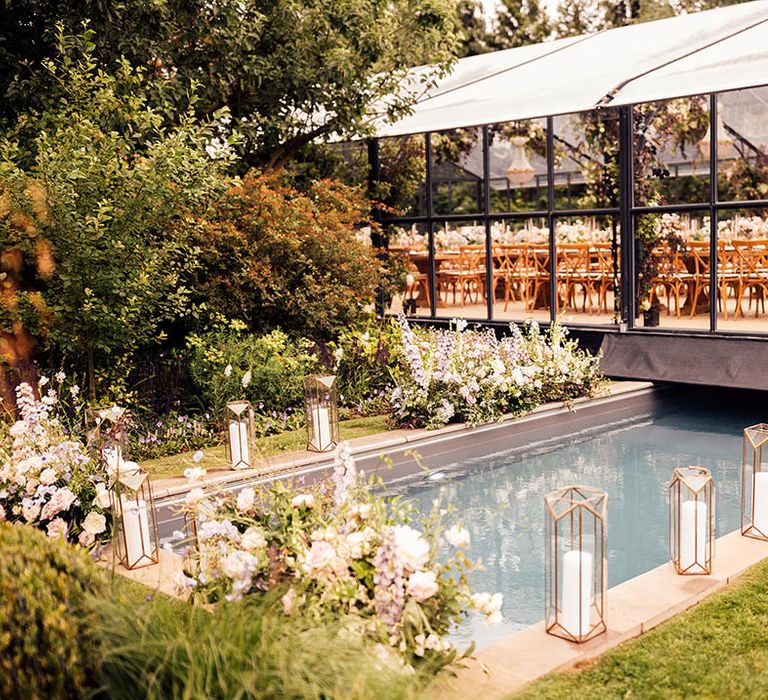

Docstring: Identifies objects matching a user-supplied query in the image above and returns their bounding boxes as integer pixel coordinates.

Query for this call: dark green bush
[0,522,106,699]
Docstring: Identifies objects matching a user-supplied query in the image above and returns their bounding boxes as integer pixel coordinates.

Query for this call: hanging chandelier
[698,114,734,159]
[505,135,536,187]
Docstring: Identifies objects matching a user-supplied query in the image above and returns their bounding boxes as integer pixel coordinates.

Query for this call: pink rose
[407,569,439,602]
[40,487,76,521]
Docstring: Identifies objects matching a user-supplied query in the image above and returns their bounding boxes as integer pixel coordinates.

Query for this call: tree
[0,0,460,170]
[456,0,493,57]
[0,31,232,399]
[553,0,603,37]
[490,0,551,49]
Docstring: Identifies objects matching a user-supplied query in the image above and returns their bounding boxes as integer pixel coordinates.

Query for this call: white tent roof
[372,1,768,138]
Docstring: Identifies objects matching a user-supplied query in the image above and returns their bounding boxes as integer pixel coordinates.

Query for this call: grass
[511,558,768,699]
[141,414,390,480]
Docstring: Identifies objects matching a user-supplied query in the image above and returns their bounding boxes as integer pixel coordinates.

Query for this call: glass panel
[554,216,620,326]
[634,211,710,330]
[432,219,489,320]
[386,223,431,318]
[716,208,768,334]
[489,217,551,324]
[717,87,768,203]
[378,136,427,218]
[430,128,485,216]
[489,119,547,213]
[553,108,620,210]
[634,96,710,207]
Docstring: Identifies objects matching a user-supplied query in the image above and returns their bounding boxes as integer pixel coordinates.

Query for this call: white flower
[224,364,233,377]
[302,540,346,579]
[40,487,76,520]
[55,371,66,383]
[348,503,372,520]
[445,524,470,548]
[38,376,49,387]
[471,591,504,625]
[183,466,206,483]
[236,487,255,513]
[173,571,197,593]
[241,526,267,552]
[21,499,40,522]
[46,517,68,539]
[407,570,439,602]
[94,483,112,509]
[83,511,107,535]
[344,528,374,559]
[192,450,204,463]
[78,530,95,547]
[184,488,205,506]
[333,347,344,363]
[241,370,252,388]
[39,468,57,486]
[282,587,301,615]
[70,385,80,398]
[291,494,315,509]
[393,525,430,572]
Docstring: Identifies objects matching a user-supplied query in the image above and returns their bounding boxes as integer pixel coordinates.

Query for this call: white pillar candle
[753,472,768,536]
[561,549,593,638]
[122,498,153,568]
[228,420,250,468]
[311,406,332,451]
[680,499,708,573]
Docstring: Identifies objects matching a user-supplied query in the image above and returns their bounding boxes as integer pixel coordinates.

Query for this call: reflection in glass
[490,218,551,324]
[553,109,620,210]
[634,97,710,207]
[489,120,547,213]
[717,87,768,203]
[554,216,620,325]
[634,211,710,330]
[717,209,768,334]
[386,223,431,318]
[378,136,427,218]
[431,128,485,216]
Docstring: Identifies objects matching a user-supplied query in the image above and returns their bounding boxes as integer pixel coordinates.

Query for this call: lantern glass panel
[669,466,715,575]
[741,424,768,541]
[226,401,255,470]
[111,464,159,570]
[303,375,340,452]
[544,486,607,643]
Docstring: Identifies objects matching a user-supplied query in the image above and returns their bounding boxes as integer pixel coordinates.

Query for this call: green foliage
[190,173,380,339]
[127,409,220,462]
[91,590,419,700]
[0,31,234,399]
[187,321,321,425]
[490,0,551,50]
[0,522,105,699]
[0,0,459,168]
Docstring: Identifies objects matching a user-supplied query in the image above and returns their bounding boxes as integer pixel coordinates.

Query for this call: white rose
[393,525,430,572]
[241,370,252,388]
[83,511,107,535]
[94,483,112,509]
[46,517,68,539]
[241,526,266,552]
[445,524,470,548]
[407,569,439,602]
[183,466,206,483]
[291,494,315,509]
[39,468,57,486]
[236,487,255,513]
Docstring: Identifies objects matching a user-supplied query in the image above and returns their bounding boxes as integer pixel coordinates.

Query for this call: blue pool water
[402,395,761,650]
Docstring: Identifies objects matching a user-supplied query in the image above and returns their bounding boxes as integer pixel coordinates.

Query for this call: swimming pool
[401,389,762,650]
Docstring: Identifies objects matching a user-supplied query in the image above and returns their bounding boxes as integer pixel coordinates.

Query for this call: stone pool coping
[150,380,655,501]
[426,529,768,700]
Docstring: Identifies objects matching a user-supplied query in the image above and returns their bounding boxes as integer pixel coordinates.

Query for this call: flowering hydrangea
[391,317,605,429]
[179,441,502,668]
[0,380,111,546]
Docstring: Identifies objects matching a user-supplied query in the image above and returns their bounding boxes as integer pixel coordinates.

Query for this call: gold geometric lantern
[742,424,768,541]
[303,375,340,452]
[110,460,159,570]
[225,401,255,470]
[544,486,607,643]
[669,466,715,575]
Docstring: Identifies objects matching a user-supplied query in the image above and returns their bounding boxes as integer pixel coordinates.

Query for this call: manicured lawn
[141,414,390,480]
[511,559,768,699]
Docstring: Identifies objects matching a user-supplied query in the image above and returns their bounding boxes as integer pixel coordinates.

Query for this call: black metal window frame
[372,86,768,339]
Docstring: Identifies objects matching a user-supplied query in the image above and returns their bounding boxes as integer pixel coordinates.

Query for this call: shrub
[0,522,105,699]
[189,173,380,339]
[127,409,220,461]
[187,322,320,432]
[91,590,418,700]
